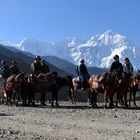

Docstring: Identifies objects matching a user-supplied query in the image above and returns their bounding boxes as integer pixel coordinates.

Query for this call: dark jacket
[41,63,50,74]
[110,61,123,75]
[0,65,10,79]
[77,63,89,78]
[9,65,20,75]
[123,63,133,74]
[31,62,44,76]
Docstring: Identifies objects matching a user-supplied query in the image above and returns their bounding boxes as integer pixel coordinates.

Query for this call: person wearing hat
[31,56,50,106]
[9,60,20,76]
[31,56,44,76]
[76,58,90,89]
[41,59,50,74]
[123,57,133,78]
[0,60,10,79]
[110,55,123,77]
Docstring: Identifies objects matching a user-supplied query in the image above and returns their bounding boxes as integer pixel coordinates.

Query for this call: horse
[115,71,137,108]
[71,75,90,104]
[115,73,131,107]
[129,71,140,107]
[89,71,117,108]
[18,74,35,106]
[65,75,76,104]
[4,73,23,105]
[28,72,67,107]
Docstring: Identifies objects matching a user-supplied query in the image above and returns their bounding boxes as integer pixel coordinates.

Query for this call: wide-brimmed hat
[35,55,41,60]
[113,55,119,59]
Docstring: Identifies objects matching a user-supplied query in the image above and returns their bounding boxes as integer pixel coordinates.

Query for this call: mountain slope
[14,30,140,69]
[44,56,106,76]
[0,44,69,76]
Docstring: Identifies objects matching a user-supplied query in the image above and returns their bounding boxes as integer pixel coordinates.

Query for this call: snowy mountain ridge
[1,30,140,69]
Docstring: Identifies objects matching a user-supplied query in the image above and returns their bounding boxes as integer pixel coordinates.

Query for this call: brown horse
[28,72,67,107]
[129,71,140,107]
[4,73,23,105]
[115,73,132,108]
[89,72,116,108]
[65,75,75,104]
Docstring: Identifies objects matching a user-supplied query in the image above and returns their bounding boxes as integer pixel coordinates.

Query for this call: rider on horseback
[9,60,20,76]
[110,55,123,77]
[31,56,50,106]
[76,59,90,89]
[31,56,43,76]
[31,56,50,75]
[123,57,133,78]
[41,59,50,74]
[0,60,10,79]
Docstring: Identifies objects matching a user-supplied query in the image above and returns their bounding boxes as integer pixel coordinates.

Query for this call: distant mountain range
[4,29,139,70]
[0,44,105,76]
[0,44,71,76]
[44,56,106,75]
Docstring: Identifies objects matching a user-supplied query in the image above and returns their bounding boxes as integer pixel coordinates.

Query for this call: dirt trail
[0,102,140,140]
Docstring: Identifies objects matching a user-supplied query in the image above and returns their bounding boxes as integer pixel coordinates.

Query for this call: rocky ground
[0,101,140,140]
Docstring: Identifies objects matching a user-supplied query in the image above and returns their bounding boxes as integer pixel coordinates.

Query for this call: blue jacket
[77,63,89,78]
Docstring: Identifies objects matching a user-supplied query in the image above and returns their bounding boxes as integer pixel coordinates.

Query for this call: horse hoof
[104,104,107,108]
[56,104,60,107]
[125,105,128,108]
[32,102,36,107]
[41,102,47,106]
[51,104,54,108]
[95,104,98,108]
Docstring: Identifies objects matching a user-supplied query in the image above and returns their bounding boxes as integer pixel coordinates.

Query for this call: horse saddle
[92,80,104,90]
[37,73,56,85]
[89,73,106,91]
[73,77,80,83]
[91,72,106,83]
[5,75,17,91]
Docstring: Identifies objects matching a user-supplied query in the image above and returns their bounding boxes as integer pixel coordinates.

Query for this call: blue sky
[0,0,140,45]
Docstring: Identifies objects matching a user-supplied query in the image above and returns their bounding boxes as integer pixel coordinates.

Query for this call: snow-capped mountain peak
[1,30,140,69]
